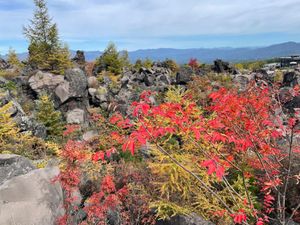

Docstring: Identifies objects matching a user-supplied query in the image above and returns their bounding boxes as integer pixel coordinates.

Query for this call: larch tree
[23,0,71,74]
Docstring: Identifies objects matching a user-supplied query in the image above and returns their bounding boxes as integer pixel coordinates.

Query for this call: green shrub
[36,94,64,139]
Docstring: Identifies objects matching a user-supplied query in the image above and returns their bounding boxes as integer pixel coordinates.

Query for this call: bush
[0,101,54,159]
[134,58,153,70]
[36,94,64,139]
[7,47,23,68]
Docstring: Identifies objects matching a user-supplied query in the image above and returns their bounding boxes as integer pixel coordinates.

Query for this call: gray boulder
[87,76,100,89]
[156,214,215,225]
[283,71,299,87]
[0,58,10,70]
[65,68,88,98]
[0,154,35,184]
[233,75,250,91]
[72,50,86,66]
[66,108,85,124]
[0,166,64,225]
[176,67,193,84]
[55,81,70,103]
[28,71,64,93]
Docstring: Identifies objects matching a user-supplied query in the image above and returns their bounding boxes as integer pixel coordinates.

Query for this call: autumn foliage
[57,80,300,224]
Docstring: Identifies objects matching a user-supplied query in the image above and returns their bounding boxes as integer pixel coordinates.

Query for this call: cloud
[0,0,300,51]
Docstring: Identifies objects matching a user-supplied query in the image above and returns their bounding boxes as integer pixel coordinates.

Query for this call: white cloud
[1,0,300,50]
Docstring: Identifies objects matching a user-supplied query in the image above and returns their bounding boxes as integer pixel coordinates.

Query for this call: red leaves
[92,151,105,161]
[122,139,136,155]
[110,113,132,128]
[201,157,225,180]
[188,58,200,70]
[230,210,247,224]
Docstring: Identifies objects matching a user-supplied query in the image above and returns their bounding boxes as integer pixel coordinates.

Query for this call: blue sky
[1,0,300,53]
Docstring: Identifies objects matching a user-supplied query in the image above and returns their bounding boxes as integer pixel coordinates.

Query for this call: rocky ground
[1,52,300,225]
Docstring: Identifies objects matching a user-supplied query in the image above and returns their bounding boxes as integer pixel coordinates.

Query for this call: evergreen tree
[36,95,64,138]
[7,47,22,68]
[23,0,71,74]
[96,42,131,75]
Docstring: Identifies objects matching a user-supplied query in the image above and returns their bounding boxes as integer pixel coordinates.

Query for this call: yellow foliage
[145,88,258,224]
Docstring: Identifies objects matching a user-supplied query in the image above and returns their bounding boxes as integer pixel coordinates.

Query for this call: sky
[1,0,300,53]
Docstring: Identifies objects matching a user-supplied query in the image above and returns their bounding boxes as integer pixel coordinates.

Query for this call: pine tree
[96,42,131,75]
[23,0,71,74]
[7,47,22,68]
[36,95,64,138]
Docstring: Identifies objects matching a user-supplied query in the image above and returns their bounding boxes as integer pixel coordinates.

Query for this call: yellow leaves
[150,201,190,220]
[165,86,186,103]
[0,102,20,151]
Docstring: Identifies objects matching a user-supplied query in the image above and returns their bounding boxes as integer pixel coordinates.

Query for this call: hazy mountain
[3,42,300,64]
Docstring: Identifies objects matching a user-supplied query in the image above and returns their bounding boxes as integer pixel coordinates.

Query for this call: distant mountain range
[3,41,300,64]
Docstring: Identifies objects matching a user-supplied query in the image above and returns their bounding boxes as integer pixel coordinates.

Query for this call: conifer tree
[36,95,64,138]
[7,47,22,68]
[96,42,131,75]
[23,0,71,74]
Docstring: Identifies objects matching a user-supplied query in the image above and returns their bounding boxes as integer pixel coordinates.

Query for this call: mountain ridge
[3,41,300,64]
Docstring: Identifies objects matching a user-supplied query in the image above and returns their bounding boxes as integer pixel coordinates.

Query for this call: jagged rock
[65,68,88,98]
[279,87,294,104]
[87,76,99,89]
[55,81,70,103]
[88,88,97,97]
[0,166,64,225]
[28,71,64,93]
[66,108,85,124]
[213,59,237,74]
[18,116,47,139]
[72,50,86,65]
[0,76,9,86]
[83,130,98,142]
[156,214,215,225]
[284,96,300,113]
[157,74,171,85]
[176,66,193,84]
[144,74,155,86]
[234,75,250,91]
[0,154,35,184]
[0,58,10,70]
[283,71,299,87]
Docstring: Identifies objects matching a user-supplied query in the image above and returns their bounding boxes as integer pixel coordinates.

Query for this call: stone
[0,154,36,184]
[157,74,171,85]
[28,71,64,93]
[55,81,70,103]
[67,108,85,124]
[144,74,155,86]
[88,88,97,97]
[88,76,99,89]
[65,68,88,98]
[284,96,300,113]
[18,116,47,139]
[279,87,293,104]
[176,67,193,84]
[72,50,86,65]
[0,167,64,225]
[283,71,299,87]
[233,75,250,91]
[156,214,215,225]
[0,58,10,70]
[213,59,237,74]
[83,130,98,142]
